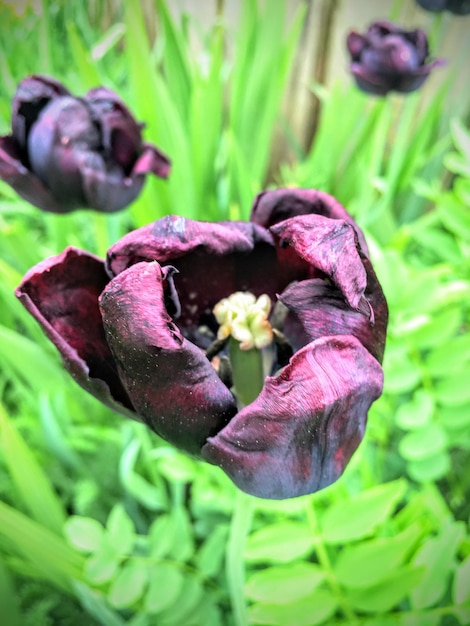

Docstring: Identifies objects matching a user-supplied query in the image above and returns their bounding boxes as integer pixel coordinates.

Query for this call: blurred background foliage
[0,0,469,625]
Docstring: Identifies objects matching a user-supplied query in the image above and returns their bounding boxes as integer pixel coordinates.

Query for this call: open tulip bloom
[0,75,171,213]
[16,188,388,499]
[347,20,444,96]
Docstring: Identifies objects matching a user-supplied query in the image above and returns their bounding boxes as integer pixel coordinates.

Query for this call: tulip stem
[305,499,359,623]
[229,338,266,408]
[225,490,254,626]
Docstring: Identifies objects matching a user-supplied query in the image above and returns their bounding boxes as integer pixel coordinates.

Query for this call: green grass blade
[124,0,195,223]
[0,500,85,592]
[0,402,66,534]
[0,326,64,392]
[66,21,102,90]
[155,0,192,121]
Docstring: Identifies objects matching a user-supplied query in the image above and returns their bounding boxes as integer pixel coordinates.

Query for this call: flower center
[213,291,273,350]
[212,291,273,407]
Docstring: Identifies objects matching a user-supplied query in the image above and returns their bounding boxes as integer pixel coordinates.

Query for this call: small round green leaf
[108,560,148,609]
[64,516,104,552]
[407,452,451,483]
[399,424,447,461]
[144,563,184,614]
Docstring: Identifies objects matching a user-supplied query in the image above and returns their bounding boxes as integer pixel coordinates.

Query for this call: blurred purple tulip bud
[346,20,444,96]
[0,75,171,213]
[16,188,387,499]
[416,0,470,14]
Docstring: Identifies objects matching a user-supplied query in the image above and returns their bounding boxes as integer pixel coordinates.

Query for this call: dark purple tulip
[16,188,387,499]
[0,75,170,213]
[415,0,470,14]
[346,21,444,96]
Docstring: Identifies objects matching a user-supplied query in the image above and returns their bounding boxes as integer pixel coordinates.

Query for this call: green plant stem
[305,500,358,624]
[225,490,254,626]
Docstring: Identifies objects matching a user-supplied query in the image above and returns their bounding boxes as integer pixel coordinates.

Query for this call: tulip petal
[346,32,367,60]
[11,74,70,149]
[0,135,69,212]
[99,261,238,457]
[79,144,171,213]
[133,143,171,179]
[27,96,100,210]
[279,274,387,363]
[15,247,137,418]
[202,335,384,499]
[105,216,310,346]
[85,87,143,173]
[271,214,368,311]
[107,215,274,274]
[250,187,369,255]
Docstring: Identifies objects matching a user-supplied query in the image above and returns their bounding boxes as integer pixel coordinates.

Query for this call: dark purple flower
[15,188,387,499]
[415,0,470,14]
[0,75,170,213]
[346,20,444,96]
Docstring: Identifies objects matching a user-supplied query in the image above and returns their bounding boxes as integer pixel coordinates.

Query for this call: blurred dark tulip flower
[416,0,470,14]
[0,75,170,213]
[16,188,387,499]
[346,20,444,95]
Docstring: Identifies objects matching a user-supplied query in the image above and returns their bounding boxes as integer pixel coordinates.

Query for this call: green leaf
[383,348,421,393]
[73,581,126,626]
[84,538,120,584]
[346,566,425,613]
[155,0,192,121]
[119,438,166,511]
[149,513,175,560]
[245,562,325,604]
[411,522,465,609]
[406,452,451,483]
[425,335,470,377]
[334,523,423,589]
[64,516,105,553]
[434,369,470,406]
[244,522,315,563]
[0,402,66,534]
[438,404,470,429]
[153,574,205,625]
[143,563,185,614]
[0,326,63,391]
[402,614,440,626]
[399,423,447,461]
[153,449,198,482]
[320,480,407,544]
[107,560,148,609]
[169,505,195,561]
[196,524,228,578]
[0,500,84,592]
[249,588,337,626]
[450,118,470,162]
[406,307,462,350]
[65,21,101,89]
[453,555,470,605]
[106,504,135,555]
[395,390,434,430]
[438,195,470,240]
[0,561,22,626]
